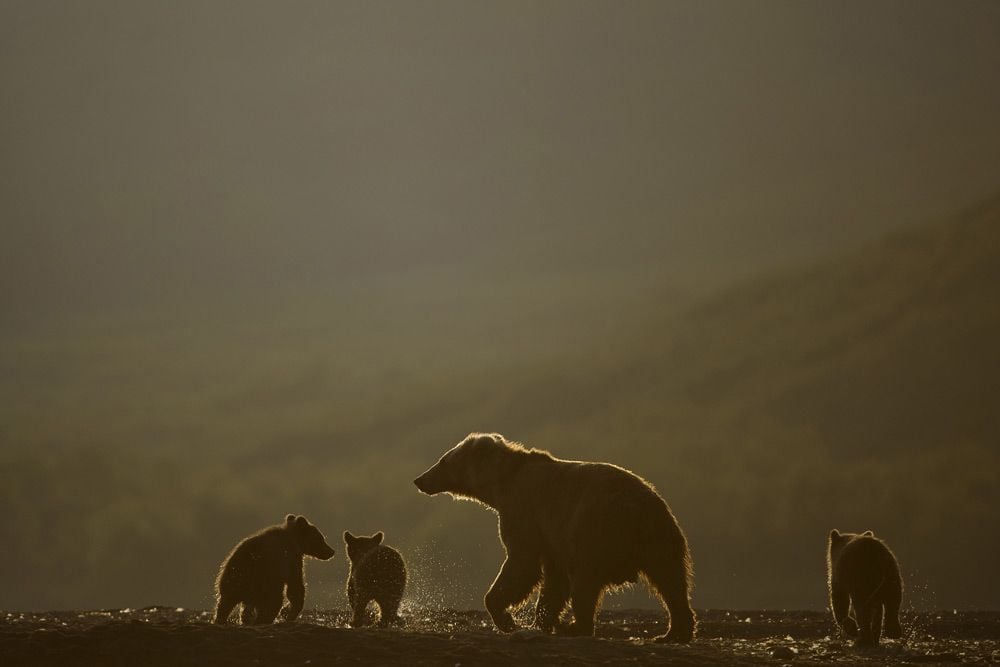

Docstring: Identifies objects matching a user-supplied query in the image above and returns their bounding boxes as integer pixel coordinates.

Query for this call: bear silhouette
[414,432,696,642]
[214,514,335,625]
[344,531,407,627]
[828,529,903,645]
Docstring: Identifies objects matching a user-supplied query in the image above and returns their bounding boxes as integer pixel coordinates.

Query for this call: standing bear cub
[344,531,407,627]
[414,433,696,642]
[214,514,336,625]
[828,529,903,646]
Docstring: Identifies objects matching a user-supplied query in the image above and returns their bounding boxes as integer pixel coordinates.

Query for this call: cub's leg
[214,596,238,624]
[254,589,285,625]
[883,576,903,639]
[831,583,858,637]
[238,603,255,625]
[853,598,876,647]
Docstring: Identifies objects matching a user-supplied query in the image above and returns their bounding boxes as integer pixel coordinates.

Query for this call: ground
[2,608,997,666]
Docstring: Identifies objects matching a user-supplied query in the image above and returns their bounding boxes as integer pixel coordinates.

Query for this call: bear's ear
[373,531,384,545]
[862,530,874,537]
[286,514,297,526]
[829,529,841,541]
[344,531,356,544]
[295,516,308,528]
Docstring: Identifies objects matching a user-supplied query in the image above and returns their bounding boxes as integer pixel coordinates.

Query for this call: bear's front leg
[535,561,571,633]
[280,557,306,622]
[484,556,541,633]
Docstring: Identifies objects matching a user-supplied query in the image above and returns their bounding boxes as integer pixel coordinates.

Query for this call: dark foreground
[2,608,998,666]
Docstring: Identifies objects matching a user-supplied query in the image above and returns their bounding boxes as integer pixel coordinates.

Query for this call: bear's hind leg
[643,560,696,643]
[563,576,603,637]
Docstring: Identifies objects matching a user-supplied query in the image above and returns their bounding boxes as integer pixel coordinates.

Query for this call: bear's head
[343,531,384,563]
[286,514,336,560]
[414,432,524,506]
[828,529,875,563]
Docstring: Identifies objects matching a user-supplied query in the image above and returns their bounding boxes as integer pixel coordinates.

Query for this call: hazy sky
[3,0,999,314]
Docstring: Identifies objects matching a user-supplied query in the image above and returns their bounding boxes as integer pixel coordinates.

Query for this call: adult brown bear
[414,432,696,642]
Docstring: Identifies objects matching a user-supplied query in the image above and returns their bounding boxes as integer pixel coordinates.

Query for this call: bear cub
[344,531,407,627]
[828,529,903,646]
[215,514,336,625]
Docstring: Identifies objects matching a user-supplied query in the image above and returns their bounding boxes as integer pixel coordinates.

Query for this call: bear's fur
[413,432,696,642]
[827,529,903,645]
[344,531,407,627]
[214,514,336,625]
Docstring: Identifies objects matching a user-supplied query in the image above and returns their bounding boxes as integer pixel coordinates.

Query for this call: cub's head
[344,531,384,563]
[413,432,512,501]
[286,514,336,560]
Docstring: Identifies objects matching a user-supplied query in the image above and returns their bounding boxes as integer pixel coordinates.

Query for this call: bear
[214,514,336,625]
[827,529,903,646]
[344,531,407,627]
[413,432,696,642]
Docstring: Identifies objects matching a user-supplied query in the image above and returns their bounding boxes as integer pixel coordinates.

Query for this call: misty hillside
[2,196,998,613]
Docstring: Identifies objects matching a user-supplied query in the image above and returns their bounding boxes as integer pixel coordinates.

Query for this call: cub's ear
[829,529,842,540]
[286,514,297,526]
[344,531,356,544]
[862,530,874,537]
[373,531,384,545]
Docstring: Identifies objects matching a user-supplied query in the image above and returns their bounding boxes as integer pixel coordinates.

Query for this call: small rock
[771,645,798,659]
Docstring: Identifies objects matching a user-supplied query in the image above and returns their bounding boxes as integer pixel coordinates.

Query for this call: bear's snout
[414,467,444,495]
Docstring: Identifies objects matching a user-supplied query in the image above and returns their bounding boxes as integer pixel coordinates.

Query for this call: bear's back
[352,545,406,594]
[219,527,295,590]
[516,457,683,573]
[525,458,668,522]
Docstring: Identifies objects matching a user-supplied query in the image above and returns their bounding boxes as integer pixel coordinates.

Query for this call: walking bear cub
[344,531,407,627]
[214,514,336,624]
[828,529,903,645]
[414,432,696,642]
